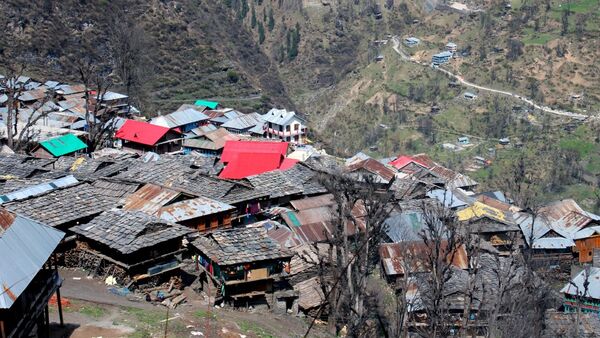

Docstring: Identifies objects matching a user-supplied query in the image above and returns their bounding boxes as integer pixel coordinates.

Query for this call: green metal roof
[39,134,87,157]
[194,99,219,110]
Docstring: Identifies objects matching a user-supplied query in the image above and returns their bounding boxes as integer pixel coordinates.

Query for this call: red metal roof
[279,158,299,170]
[219,152,283,179]
[218,141,289,179]
[220,140,288,163]
[389,155,429,170]
[115,120,172,146]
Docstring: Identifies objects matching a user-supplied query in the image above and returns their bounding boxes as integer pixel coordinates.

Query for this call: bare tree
[305,173,392,337]
[77,60,119,153]
[108,13,152,114]
[414,201,463,337]
[1,66,58,152]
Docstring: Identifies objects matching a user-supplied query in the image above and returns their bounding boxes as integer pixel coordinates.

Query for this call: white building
[261,108,307,144]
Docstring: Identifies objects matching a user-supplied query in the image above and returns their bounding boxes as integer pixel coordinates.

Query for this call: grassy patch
[122,306,167,326]
[522,31,557,45]
[239,320,275,338]
[78,305,107,319]
[194,310,216,320]
[559,138,596,157]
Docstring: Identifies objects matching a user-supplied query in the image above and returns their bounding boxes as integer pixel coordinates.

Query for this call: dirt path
[51,268,332,338]
[391,36,592,121]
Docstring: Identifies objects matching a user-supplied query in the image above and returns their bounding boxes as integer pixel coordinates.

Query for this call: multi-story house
[261,108,307,144]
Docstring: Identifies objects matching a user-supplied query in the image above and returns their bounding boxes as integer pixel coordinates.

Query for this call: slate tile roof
[115,156,197,184]
[0,159,50,179]
[3,183,115,227]
[246,164,326,199]
[71,210,193,254]
[91,178,141,201]
[192,227,293,266]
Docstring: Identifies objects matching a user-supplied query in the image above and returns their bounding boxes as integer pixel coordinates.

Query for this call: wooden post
[0,321,6,338]
[44,305,50,338]
[56,288,64,326]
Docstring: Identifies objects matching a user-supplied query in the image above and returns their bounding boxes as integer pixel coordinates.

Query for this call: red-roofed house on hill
[389,155,430,172]
[115,119,182,154]
[219,140,289,179]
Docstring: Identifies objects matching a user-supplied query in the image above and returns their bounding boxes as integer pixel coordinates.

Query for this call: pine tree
[268,8,275,31]
[251,6,257,29]
[239,0,249,20]
[258,22,265,44]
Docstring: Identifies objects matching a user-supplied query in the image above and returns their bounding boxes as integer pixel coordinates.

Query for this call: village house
[204,109,243,126]
[432,51,453,65]
[244,164,327,207]
[0,208,65,338]
[92,91,130,115]
[150,108,209,132]
[115,119,182,154]
[2,182,115,232]
[404,37,421,47]
[31,133,87,159]
[261,108,307,144]
[221,112,265,135]
[458,201,523,255]
[182,128,241,156]
[345,157,396,187]
[191,227,293,308]
[446,42,458,53]
[194,99,219,110]
[464,92,478,100]
[379,241,468,285]
[516,199,600,265]
[561,267,600,314]
[123,183,236,232]
[70,209,194,280]
[219,140,289,179]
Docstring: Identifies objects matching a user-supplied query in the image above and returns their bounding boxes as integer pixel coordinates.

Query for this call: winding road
[391,36,591,121]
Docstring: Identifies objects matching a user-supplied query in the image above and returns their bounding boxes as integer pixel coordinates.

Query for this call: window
[268,122,272,129]
[294,124,299,131]
[286,125,290,131]
[279,125,283,132]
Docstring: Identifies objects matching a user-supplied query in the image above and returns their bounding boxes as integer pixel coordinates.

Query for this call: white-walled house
[261,108,307,144]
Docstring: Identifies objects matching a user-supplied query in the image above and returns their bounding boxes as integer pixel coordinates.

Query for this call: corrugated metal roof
[194,100,219,109]
[39,134,87,157]
[190,124,218,136]
[0,175,78,204]
[219,141,288,179]
[220,140,288,163]
[346,158,396,183]
[532,237,574,249]
[115,120,172,146]
[262,108,304,125]
[221,112,264,130]
[457,201,510,223]
[122,183,183,214]
[539,199,600,234]
[100,91,128,101]
[426,188,470,209]
[561,267,600,300]
[0,209,64,309]
[151,108,209,128]
[224,110,244,119]
[389,155,429,170]
[574,226,600,240]
[157,197,234,223]
[379,242,468,276]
